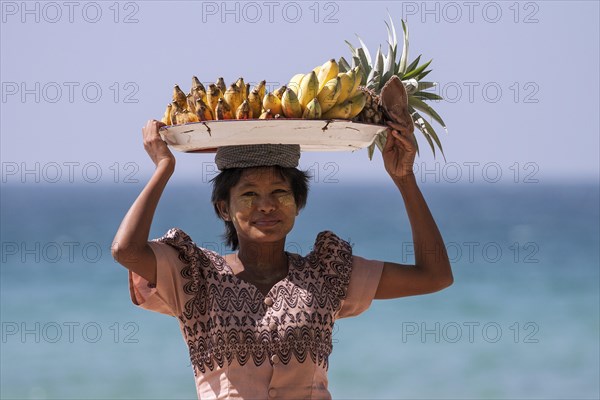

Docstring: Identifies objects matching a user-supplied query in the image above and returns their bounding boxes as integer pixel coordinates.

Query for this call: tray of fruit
[159,119,388,153]
[158,16,447,159]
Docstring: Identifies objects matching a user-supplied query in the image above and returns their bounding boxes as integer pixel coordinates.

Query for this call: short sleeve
[337,255,384,319]
[128,228,195,317]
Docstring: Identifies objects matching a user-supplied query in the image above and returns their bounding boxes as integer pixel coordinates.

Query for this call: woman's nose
[256,195,277,213]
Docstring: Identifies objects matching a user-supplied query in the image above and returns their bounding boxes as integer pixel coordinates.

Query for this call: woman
[112,104,453,398]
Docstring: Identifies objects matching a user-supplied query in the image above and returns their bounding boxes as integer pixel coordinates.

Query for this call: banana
[224,84,243,115]
[317,76,342,113]
[161,103,172,125]
[215,98,233,120]
[172,85,188,109]
[245,83,250,101]
[186,93,196,112]
[207,84,223,113]
[174,109,199,124]
[350,65,363,95]
[248,89,263,119]
[287,73,304,95]
[281,88,303,118]
[236,100,252,119]
[253,80,266,101]
[194,98,214,121]
[262,91,282,115]
[316,59,339,91]
[298,71,319,108]
[312,64,321,76]
[192,76,206,92]
[302,98,322,119]
[216,77,227,94]
[235,77,246,101]
[259,109,274,119]
[336,70,355,104]
[274,85,287,100]
[170,101,182,125]
[347,91,367,118]
[322,100,352,119]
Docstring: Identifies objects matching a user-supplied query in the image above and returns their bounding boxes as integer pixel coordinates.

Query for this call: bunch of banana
[283,59,366,120]
[159,63,366,126]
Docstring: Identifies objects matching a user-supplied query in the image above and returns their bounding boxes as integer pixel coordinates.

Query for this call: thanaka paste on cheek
[277,193,295,208]
[239,197,253,209]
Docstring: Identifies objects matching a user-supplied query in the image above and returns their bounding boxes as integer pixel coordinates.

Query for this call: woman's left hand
[382,121,417,181]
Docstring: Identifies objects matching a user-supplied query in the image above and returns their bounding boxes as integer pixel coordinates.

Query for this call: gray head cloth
[215,144,301,170]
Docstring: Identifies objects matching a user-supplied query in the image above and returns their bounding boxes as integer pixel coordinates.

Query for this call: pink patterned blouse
[129,228,384,399]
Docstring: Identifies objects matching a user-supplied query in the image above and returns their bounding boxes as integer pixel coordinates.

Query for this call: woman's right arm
[111,120,175,285]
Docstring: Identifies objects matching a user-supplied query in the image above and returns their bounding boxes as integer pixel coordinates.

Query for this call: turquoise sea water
[1,181,598,399]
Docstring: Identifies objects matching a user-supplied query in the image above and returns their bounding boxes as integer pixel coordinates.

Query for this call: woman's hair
[210,166,310,250]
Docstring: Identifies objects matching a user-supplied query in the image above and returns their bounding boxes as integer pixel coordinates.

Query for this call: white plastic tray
[159,119,388,153]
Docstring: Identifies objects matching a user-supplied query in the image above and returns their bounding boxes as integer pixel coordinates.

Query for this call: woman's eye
[242,192,257,197]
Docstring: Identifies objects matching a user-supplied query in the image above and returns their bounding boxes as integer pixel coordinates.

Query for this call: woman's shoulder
[151,227,222,265]
[312,230,353,255]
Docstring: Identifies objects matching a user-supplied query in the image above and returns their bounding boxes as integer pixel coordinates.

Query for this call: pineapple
[342,16,447,159]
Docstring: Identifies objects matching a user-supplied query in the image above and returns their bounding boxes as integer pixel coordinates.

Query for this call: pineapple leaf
[402,59,432,80]
[356,35,372,65]
[398,19,409,75]
[409,96,447,130]
[338,57,351,73]
[382,42,396,85]
[356,48,371,78]
[406,55,422,73]
[417,81,437,91]
[414,110,446,161]
[413,91,444,101]
[418,69,432,80]
[367,142,376,160]
[387,11,398,47]
[411,108,435,157]
[344,40,357,54]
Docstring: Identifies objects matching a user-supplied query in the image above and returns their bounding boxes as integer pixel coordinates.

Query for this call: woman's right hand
[142,119,175,169]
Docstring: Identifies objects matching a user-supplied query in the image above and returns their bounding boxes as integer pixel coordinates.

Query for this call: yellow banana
[236,100,253,119]
[281,88,302,118]
[312,64,321,76]
[259,109,274,119]
[172,85,188,109]
[287,73,304,95]
[317,76,342,113]
[186,93,196,112]
[350,65,363,96]
[322,100,352,119]
[170,101,181,125]
[161,103,172,125]
[317,59,339,91]
[347,91,367,118]
[194,98,214,121]
[224,84,243,115]
[274,85,287,100]
[207,84,223,113]
[302,98,322,119]
[174,109,199,124]
[298,71,319,108]
[336,70,355,104]
[216,77,227,94]
[215,98,233,120]
[248,89,263,119]
[262,92,282,115]
[245,83,250,101]
[192,76,206,92]
[235,77,246,101]
[253,80,266,101]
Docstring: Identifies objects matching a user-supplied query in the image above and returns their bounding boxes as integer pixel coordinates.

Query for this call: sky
[1,0,599,186]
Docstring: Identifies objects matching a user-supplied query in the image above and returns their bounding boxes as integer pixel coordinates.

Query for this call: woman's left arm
[374,121,454,299]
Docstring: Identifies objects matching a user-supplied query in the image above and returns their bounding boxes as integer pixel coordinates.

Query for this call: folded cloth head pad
[215,144,301,170]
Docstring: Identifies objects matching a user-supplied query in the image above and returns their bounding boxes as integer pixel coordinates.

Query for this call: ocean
[1,180,598,399]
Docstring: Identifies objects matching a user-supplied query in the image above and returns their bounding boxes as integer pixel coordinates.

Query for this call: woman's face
[218,167,298,248]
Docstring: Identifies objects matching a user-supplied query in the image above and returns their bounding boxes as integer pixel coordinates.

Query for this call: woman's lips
[253,219,280,227]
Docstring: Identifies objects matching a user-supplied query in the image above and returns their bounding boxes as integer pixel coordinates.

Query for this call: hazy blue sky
[1,0,598,185]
